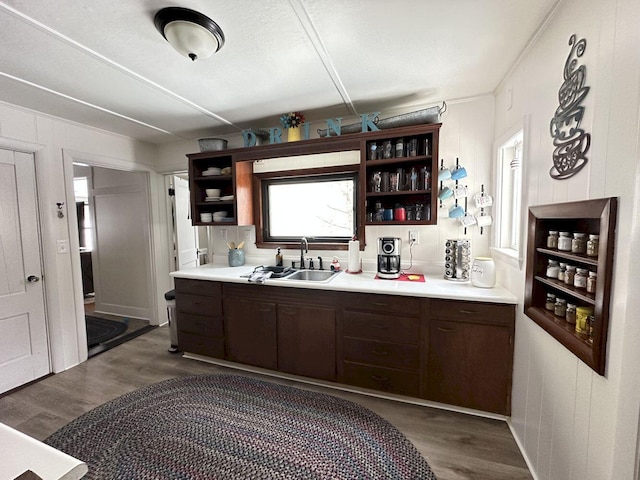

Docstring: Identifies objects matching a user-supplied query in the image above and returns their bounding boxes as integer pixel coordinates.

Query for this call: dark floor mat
[86,316,128,347]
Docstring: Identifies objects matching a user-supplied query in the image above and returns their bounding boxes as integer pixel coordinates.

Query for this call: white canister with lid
[471,257,496,288]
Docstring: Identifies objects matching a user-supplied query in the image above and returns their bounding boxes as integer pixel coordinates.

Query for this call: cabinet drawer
[342,292,421,315]
[342,337,419,371]
[175,278,222,298]
[430,299,514,326]
[177,332,225,358]
[176,292,222,316]
[342,362,419,397]
[342,311,419,344]
[177,312,223,338]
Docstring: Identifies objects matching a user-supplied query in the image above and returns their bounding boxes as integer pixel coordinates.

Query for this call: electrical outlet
[408,230,419,245]
[220,229,228,241]
[243,229,252,241]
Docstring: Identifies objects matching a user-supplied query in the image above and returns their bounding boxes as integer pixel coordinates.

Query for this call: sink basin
[283,270,340,282]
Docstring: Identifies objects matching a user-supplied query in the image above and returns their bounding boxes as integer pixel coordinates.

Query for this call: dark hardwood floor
[0,327,532,480]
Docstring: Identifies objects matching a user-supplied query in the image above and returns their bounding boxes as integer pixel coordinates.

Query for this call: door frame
[63,149,169,334]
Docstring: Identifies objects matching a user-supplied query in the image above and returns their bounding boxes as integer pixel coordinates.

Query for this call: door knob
[27,275,40,283]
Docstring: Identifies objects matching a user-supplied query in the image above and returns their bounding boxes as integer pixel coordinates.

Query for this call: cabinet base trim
[182,352,508,422]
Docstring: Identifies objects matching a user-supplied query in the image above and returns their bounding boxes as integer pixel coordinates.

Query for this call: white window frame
[491,116,529,269]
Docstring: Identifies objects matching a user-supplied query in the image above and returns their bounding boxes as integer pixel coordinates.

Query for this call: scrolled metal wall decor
[549,34,591,180]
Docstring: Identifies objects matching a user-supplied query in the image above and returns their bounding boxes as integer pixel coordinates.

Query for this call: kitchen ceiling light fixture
[154,7,225,61]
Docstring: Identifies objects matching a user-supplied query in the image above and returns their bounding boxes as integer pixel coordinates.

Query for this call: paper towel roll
[348,240,360,272]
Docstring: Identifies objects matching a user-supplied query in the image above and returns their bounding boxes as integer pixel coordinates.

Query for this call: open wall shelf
[524,197,617,375]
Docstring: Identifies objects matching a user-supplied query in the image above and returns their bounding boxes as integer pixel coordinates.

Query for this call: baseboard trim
[507,418,539,480]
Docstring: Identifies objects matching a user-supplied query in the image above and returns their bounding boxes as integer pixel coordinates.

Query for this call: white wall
[493,0,640,478]
[0,101,166,373]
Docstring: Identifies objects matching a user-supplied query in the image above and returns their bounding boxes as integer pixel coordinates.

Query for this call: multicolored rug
[45,374,437,479]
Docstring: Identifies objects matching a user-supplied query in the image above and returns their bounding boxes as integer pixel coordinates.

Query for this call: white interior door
[173,176,199,270]
[0,149,49,394]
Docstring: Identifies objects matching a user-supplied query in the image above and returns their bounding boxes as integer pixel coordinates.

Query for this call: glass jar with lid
[564,265,576,285]
[572,233,587,254]
[586,271,597,294]
[574,268,589,289]
[586,234,599,257]
[554,298,567,317]
[545,293,556,311]
[558,262,567,282]
[558,232,572,251]
[576,306,594,336]
[566,303,577,324]
[546,259,560,279]
[547,231,559,249]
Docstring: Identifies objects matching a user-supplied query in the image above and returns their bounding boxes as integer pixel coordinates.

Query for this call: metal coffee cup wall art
[549,34,591,180]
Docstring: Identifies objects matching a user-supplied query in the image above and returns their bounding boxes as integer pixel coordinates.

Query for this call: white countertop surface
[171,264,518,304]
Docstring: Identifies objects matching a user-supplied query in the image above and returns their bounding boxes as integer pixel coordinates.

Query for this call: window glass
[263,173,356,242]
[497,130,523,254]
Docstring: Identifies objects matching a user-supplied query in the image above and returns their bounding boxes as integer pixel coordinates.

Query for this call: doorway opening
[73,164,156,357]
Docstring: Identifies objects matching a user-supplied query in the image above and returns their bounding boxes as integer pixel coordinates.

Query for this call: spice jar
[576,306,594,336]
[547,231,559,249]
[546,259,560,279]
[564,265,576,286]
[395,138,404,158]
[566,303,577,324]
[558,232,572,251]
[587,234,599,257]
[545,293,556,311]
[586,271,597,294]
[558,263,567,282]
[554,298,567,318]
[572,233,587,254]
[574,268,588,289]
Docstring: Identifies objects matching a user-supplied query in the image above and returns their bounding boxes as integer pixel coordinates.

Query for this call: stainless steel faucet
[300,237,308,269]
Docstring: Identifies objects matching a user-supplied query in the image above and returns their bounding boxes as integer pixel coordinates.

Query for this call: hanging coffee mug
[439,186,454,201]
[476,214,493,227]
[451,165,468,180]
[438,168,452,181]
[449,204,465,218]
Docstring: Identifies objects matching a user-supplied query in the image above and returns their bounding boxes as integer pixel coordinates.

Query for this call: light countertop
[171,264,518,305]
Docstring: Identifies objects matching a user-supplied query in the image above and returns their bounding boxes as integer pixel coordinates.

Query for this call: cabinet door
[224,298,277,370]
[277,304,336,381]
[427,319,512,415]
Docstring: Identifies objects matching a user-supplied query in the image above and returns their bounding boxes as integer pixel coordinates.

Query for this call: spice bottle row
[545,292,595,343]
[546,259,597,293]
[546,230,599,257]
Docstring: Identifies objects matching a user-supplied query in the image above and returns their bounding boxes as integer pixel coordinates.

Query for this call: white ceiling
[0,1,558,144]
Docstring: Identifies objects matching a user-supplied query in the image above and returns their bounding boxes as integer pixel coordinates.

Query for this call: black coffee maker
[377,237,401,279]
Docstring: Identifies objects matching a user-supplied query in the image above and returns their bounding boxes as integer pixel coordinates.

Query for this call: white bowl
[213,211,228,218]
[205,188,221,197]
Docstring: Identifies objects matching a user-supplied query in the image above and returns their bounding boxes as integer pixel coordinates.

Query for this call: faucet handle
[309,258,314,270]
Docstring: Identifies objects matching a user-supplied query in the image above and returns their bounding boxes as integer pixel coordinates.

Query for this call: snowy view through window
[267,178,355,238]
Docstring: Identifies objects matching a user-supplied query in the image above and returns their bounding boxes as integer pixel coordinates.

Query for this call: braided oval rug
[45,374,437,480]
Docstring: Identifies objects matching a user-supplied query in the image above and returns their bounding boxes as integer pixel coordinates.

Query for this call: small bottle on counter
[558,262,567,282]
[545,293,556,311]
[587,234,599,257]
[586,271,597,294]
[558,232,572,251]
[572,233,587,254]
[574,268,589,289]
[564,265,576,286]
[546,259,560,279]
[275,247,283,267]
[547,231,559,249]
[566,303,577,325]
[554,298,567,318]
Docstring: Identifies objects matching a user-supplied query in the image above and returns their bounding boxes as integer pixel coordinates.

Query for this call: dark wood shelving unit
[524,197,617,375]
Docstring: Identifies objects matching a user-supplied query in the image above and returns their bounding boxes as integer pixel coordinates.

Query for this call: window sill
[256,241,349,251]
[490,247,523,270]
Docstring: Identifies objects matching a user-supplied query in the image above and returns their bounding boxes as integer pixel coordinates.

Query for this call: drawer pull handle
[372,350,389,356]
[437,327,457,333]
[371,324,388,329]
[259,307,272,313]
[373,302,388,307]
[459,309,477,314]
[372,375,389,382]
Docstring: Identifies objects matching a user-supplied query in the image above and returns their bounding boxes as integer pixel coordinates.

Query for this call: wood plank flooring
[0,327,532,480]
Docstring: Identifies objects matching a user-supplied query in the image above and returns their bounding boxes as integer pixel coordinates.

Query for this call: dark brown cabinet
[524,197,617,375]
[362,125,440,225]
[222,284,337,380]
[174,278,225,358]
[426,299,515,415]
[338,292,424,397]
[175,280,515,415]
